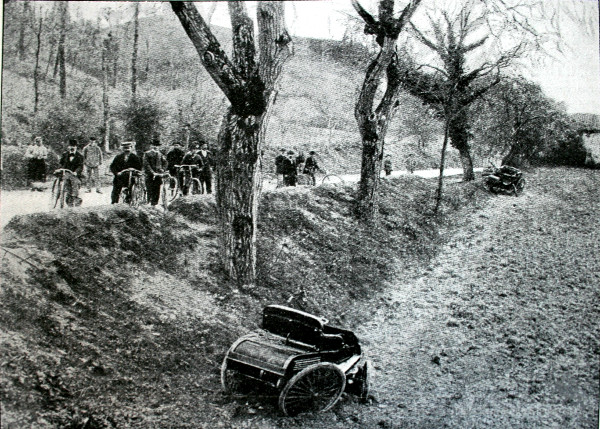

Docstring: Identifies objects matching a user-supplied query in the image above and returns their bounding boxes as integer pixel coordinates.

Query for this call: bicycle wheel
[161,181,168,211]
[168,176,179,202]
[321,174,344,185]
[57,179,66,208]
[130,183,142,207]
[191,178,201,195]
[49,178,61,209]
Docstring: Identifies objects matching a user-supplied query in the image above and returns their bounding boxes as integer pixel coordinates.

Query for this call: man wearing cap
[143,139,169,206]
[383,154,393,176]
[275,148,287,188]
[83,136,104,193]
[58,139,85,206]
[110,141,142,204]
[178,143,201,195]
[166,141,185,179]
[303,150,323,186]
[197,142,214,194]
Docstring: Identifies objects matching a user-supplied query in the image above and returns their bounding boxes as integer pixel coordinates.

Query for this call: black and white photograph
[0,0,599,427]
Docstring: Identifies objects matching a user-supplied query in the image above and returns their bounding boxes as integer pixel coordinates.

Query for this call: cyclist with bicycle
[58,139,84,207]
[110,141,143,204]
[143,139,169,207]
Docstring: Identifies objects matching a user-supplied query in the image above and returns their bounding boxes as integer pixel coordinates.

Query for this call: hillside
[1,7,462,185]
[1,169,599,427]
[1,175,483,428]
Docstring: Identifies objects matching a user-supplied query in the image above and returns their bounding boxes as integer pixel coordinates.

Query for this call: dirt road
[255,168,599,428]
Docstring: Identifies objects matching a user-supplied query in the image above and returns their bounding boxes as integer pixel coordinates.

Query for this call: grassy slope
[1,13,460,180]
[0,177,485,428]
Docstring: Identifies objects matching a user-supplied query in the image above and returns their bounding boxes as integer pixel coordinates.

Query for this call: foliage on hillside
[0,178,485,427]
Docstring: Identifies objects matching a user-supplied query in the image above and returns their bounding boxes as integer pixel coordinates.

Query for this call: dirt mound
[1,178,485,427]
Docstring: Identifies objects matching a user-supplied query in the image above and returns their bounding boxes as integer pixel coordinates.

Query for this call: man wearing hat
[281,150,299,187]
[274,148,287,188]
[143,139,169,206]
[83,136,104,193]
[109,141,142,204]
[58,139,85,206]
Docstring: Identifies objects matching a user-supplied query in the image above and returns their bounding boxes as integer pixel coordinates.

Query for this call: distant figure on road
[282,150,299,186]
[406,153,415,174]
[383,154,392,176]
[58,139,84,207]
[24,136,48,188]
[83,136,103,194]
[143,139,168,206]
[303,150,323,186]
[110,141,142,204]
[275,148,287,188]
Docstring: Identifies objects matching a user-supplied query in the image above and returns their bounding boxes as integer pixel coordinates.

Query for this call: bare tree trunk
[18,2,30,60]
[448,113,475,181]
[33,16,43,113]
[352,0,422,223]
[112,40,119,87]
[57,1,68,99]
[131,2,139,99]
[171,1,292,287]
[102,43,111,153]
[434,119,450,213]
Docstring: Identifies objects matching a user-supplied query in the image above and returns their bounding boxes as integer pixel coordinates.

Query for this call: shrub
[120,96,162,153]
[1,145,60,189]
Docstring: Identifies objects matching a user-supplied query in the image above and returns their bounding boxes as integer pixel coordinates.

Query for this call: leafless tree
[132,2,140,100]
[57,1,69,99]
[352,0,423,223]
[170,2,292,287]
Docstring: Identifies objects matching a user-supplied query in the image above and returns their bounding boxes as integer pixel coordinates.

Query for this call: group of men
[109,140,214,206]
[275,149,322,187]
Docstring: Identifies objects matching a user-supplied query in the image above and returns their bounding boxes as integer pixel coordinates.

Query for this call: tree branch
[170,2,243,105]
[229,2,256,79]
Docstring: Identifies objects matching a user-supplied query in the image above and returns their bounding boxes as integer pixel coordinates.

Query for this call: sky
[3,0,600,115]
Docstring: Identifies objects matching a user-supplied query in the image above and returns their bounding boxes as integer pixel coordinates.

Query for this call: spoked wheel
[191,178,202,195]
[220,357,252,395]
[278,363,346,417]
[130,183,143,207]
[49,178,63,209]
[168,177,179,202]
[513,178,525,196]
[321,174,344,185]
[356,361,370,403]
[161,181,168,211]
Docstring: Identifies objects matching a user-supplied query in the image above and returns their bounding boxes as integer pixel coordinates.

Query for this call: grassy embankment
[0,175,485,427]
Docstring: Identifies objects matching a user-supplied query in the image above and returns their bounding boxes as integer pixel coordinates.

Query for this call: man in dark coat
[143,139,168,206]
[303,150,323,186]
[58,139,84,206]
[197,142,214,194]
[166,141,185,178]
[274,148,287,188]
[281,150,298,187]
[110,141,143,204]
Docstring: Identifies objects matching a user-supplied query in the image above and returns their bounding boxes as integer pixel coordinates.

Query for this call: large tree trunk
[18,2,30,60]
[352,0,422,223]
[448,113,475,181]
[132,3,139,99]
[171,1,291,287]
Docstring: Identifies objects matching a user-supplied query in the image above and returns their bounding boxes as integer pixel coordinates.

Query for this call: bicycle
[49,168,75,209]
[173,164,202,198]
[117,168,146,207]
[159,173,174,211]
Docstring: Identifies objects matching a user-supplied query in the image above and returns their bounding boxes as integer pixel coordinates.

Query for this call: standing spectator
[58,139,84,206]
[406,152,415,174]
[303,150,323,186]
[282,150,298,186]
[24,136,48,187]
[83,137,103,193]
[109,141,142,204]
[383,154,393,176]
[197,142,214,194]
[274,148,287,188]
[143,139,168,206]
